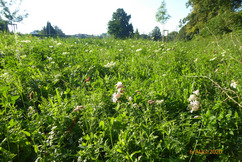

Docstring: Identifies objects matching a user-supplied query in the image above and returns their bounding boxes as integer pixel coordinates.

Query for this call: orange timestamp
[190,149,222,155]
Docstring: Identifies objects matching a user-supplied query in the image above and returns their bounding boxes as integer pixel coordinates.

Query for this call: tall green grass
[0,33,241,161]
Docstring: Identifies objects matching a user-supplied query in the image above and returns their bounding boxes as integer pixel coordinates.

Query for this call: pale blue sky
[17,0,191,35]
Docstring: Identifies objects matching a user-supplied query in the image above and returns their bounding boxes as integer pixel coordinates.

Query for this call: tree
[181,0,242,38]
[39,22,56,36]
[167,31,178,41]
[0,0,28,25]
[140,34,150,40]
[0,16,8,31]
[46,22,57,36]
[38,22,65,37]
[156,0,171,41]
[156,0,171,25]
[108,8,133,39]
[54,26,65,36]
[150,26,162,41]
[134,28,140,39]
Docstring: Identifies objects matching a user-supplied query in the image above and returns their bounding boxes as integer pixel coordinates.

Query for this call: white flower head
[210,57,216,61]
[230,80,238,89]
[46,56,53,61]
[193,90,200,96]
[194,58,198,62]
[156,100,164,104]
[74,105,83,112]
[104,61,116,68]
[21,40,31,43]
[190,105,199,113]
[128,97,132,101]
[133,103,138,107]
[188,94,197,101]
[136,48,142,52]
[188,100,200,113]
[116,82,124,89]
[191,100,200,106]
[112,93,121,103]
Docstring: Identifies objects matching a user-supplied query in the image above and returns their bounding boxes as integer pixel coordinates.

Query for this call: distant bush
[0,19,8,32]
[200,11,242,37]
[177,25,193,41]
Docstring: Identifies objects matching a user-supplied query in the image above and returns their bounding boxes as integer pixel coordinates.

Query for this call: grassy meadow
[0,33,241,161]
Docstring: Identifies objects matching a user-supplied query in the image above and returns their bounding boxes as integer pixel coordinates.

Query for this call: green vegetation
[150,26,162,41]
[179,0,242,40]
[108,8,134,39]
[0,0,28,32]
[38,22,65,37]
[0,32,241,161]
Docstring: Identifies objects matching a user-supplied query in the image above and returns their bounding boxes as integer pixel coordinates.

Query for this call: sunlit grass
[0,33,241,161]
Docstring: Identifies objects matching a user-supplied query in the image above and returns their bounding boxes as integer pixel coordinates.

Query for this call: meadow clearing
[0,33,241,161]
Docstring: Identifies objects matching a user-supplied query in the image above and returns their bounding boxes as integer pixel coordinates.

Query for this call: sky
[14,0,192,35]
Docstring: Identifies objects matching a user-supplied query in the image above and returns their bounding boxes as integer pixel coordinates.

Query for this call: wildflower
[188,94,197,101]
[119,49,123,52]
[74,105,83,112]
[112,93,121,103]
[46,56,53,61]
[230,80,238,89]
[20,55,27,58]
[85,77,90,82]
[57,43,61,46]
[193,90,200,96]
[136,49,142,52]
[194,58,198,62]
[21,40,31,43]
[190,105,199,113]
[191,100,200,106]
[215,68,219,72]
[188,100,200,113]
[154,49,161,53]
[133,103,138,107]
[194,115,199,118]
[128,97,132,101]
[148,100,155,104]
[118,89,124,93]
[49,46,53,48]
[213,51,216,54]
[210,57,216,61]
[104,61,116,68]
[62,52,70,55]
[221,51,226,57]
[116,82,124,89]
[156,100,164,104]
[1,73,8,78]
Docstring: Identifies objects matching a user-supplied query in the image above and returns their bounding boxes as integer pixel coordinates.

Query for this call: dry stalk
[206,27,241,64]
[186,75,242,108]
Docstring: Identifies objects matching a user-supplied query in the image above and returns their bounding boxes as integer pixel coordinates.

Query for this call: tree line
[0,0,241,41]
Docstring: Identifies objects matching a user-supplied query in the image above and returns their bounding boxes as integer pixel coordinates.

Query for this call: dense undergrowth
[0,32,241,161]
